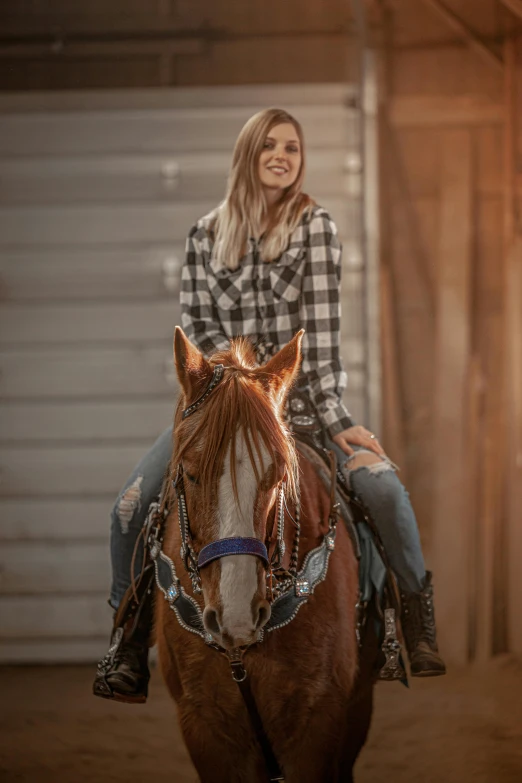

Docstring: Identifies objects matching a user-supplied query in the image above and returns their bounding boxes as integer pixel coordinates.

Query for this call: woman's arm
[180,225,230,358]
[299,208,355,437]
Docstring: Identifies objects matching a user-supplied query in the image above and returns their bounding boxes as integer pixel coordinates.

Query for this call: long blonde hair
[213,108,314,271]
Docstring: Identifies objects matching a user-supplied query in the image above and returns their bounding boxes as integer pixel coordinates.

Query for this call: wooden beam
[0,39,204,59]
[501,0,522,23]
[505,236,522,654]
[420,0,504,72]
[503,36,522,655]
[362,50,382,435]
[389,95,504,128]
[431,129,473,665]
[465,357,490,661]
[377,2,406,468]
[380,264,406,469]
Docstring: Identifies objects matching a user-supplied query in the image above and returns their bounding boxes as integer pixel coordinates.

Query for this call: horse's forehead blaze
[215,432,272,628]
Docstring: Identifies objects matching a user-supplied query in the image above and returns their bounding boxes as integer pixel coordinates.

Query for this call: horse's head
[172,327,302,650]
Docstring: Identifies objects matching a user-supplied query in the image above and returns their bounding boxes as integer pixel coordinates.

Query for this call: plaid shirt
[180,204,354,436]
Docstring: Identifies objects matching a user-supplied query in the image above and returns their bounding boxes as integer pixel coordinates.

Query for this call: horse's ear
[173,327,212,402]
[257,329,304,405]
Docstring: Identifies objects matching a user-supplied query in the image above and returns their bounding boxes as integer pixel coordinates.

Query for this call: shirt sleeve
[299,209,355,437]
[180,225,230,358]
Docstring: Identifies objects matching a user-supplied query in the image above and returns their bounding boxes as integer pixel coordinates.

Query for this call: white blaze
[218,431,269,635]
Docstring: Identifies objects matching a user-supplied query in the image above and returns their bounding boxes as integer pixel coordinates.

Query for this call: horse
[153,326,378,783]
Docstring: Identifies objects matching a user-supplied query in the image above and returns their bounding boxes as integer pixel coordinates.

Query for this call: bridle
[172,363,292,596]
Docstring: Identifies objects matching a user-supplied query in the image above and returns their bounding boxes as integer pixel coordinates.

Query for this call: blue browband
[198,537,269,569]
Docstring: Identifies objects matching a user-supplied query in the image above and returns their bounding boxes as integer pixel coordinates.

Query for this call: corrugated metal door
[0,85,367,662]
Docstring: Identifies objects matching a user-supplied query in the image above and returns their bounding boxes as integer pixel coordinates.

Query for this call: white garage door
[0,84,368,662]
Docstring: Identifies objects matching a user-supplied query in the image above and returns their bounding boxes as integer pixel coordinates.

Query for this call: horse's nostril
[203,606,221,638]
[255,600,271,630]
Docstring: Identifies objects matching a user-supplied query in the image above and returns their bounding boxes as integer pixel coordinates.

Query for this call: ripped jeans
[109,426,426,609]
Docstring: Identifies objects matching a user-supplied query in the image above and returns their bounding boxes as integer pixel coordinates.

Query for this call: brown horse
[154,327,378,783]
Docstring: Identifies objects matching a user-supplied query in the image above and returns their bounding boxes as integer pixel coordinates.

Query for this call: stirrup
[378,607,408,682]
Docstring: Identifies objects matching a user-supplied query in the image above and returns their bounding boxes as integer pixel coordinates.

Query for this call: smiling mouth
[268,166,289,174]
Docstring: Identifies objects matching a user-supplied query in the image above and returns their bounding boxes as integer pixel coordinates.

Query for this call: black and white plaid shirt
[180,204,354,436]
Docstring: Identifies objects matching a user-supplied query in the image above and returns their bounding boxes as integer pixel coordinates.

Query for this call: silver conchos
[166,584,179,603]
[295,580,311,597]
[291,415,316,427]
[290,397,306,413]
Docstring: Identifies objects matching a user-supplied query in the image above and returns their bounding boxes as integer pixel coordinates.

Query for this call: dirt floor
[0,657,521,783]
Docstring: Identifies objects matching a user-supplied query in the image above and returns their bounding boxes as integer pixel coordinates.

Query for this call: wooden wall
[0,86,365,662]
[0,0,357,90]
[379,1,522,663]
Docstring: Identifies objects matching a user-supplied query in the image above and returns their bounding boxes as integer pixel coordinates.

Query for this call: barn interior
[0,1,521,781]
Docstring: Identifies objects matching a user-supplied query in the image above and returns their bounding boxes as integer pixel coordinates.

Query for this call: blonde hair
[213,108,314,271]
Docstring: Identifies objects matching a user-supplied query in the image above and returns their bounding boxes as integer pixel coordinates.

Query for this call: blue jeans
[109,427,426,609]
[109,427,173,610]
[327,438,426,593]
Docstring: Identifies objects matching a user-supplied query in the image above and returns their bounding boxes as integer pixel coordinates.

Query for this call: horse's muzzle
[202,599,271,650]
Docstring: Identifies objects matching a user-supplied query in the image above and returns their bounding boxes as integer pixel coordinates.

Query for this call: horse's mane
[173,338,298,506]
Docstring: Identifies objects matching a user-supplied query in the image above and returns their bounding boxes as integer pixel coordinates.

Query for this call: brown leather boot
[400,571,446,677]
[93,566,154,703]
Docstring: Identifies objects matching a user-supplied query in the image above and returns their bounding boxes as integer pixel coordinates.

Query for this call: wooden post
[380,264,406,470]
[362,49,383,436]
[504,36,522,655]
[465,357,489,661]
[431,129,473,664]
[377,5,406,470]
[505,237,522,654]
[475,398,500,660]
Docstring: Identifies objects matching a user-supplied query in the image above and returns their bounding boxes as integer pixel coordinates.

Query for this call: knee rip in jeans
[116,476,143,534]
[342,449,395,483]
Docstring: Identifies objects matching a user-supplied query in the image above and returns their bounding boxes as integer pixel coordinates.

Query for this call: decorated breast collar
[149,502,337,649]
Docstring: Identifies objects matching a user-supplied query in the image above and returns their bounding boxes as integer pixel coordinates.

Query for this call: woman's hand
[332,425,386,458]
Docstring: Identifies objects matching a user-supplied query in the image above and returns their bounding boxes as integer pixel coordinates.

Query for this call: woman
[93,108,445,704]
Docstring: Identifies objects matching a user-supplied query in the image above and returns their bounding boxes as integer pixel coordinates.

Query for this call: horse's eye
[185,471,198,485]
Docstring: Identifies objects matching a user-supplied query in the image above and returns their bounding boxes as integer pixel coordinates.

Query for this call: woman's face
[257,123,302,198]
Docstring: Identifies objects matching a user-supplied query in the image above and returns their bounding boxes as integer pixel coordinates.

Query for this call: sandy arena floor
[0,657,521,783]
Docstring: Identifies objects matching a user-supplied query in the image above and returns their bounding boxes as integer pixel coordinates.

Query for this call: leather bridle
[173,363,292,595]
